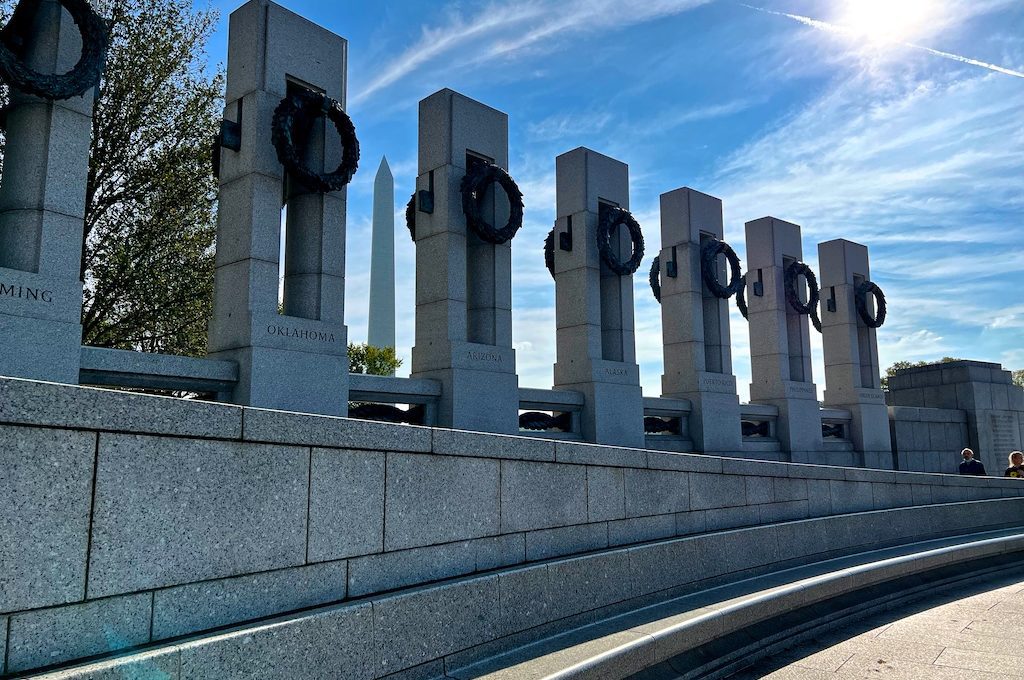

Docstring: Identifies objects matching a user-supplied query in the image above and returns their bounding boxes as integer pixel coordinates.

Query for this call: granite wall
[888,360,1024,475]
[3,376,1024,675]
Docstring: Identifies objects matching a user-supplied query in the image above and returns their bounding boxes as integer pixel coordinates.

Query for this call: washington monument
[368,156,396,353]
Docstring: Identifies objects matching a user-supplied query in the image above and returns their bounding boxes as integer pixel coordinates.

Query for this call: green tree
[1013,370,1024,389]
[1,0,223,355]
[881,357,961,391]
[348,343,403,376]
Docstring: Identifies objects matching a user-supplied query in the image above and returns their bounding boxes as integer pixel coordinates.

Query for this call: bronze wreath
[855,281,887,328]
[460,162,524,244]
[519,411,571,432]
[543,228,555,278]
[0,0,108,100]
[597,204,645,276]
[644,416,681,435]
[736,274,749,320]
[649,255,661,303]
[700,238,744,299]
[349,403,423,425]
[405,193,416,240]
[785,261,822,332]
[271,89,359,193]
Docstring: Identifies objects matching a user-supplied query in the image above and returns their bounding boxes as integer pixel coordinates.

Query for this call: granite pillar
[410,89,518,434]
[207,0,349,416]
[552,147,644,448]
[745,217,822,460]
[658,188,742,453]
[0,0,95,383]
[819,239,892,469]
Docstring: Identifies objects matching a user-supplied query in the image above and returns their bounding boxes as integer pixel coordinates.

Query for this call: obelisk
[368,156,396,354]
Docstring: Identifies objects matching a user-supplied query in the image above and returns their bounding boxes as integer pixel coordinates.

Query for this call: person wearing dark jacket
[959,448,987,476]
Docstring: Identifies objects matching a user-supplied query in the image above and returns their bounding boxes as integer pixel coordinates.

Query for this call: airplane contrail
[741,4,1024,79]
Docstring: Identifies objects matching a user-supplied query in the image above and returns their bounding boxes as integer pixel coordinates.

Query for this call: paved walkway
[729,569,1024,679]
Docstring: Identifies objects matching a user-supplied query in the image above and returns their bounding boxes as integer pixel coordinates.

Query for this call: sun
[835,0,936,44]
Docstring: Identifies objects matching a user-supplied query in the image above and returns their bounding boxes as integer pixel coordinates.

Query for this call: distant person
[959,448,987,476]
[1004,451,1024,478]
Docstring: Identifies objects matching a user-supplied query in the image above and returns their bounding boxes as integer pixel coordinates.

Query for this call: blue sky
[200,0,1023,400]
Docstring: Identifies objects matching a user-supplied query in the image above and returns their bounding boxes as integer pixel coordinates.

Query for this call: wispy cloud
[741,4,1024,79]
[338,0,1024,396]
[352,4,543,105]
[702,64,1024,385]
[644,98,759,133]
[526,111,614,143]
[352,0,711,106]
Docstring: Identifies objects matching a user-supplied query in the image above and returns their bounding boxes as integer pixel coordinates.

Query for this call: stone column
[552,147,644,448]
[207,0,349,416]
[745,217,822,460]
[818,239,893,469]
[410,89,518,434]
[658,188,742,452]
[0,0,95,383]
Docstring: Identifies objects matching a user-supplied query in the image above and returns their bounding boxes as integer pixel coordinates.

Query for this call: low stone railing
[75,353,867,462]
[78,346,237,395]
[517,388,584,438]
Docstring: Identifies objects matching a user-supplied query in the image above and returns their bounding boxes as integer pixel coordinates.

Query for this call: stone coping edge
[19,525,1024,680]
[453,529,1024,680]
[0,376,1018,488]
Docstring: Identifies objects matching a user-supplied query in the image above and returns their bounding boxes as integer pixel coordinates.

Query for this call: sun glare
[836,0,935,44]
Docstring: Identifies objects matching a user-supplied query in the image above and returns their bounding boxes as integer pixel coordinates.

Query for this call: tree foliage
[883,360,1024,391]
[881,357,961,391]
[81,0,222,355]
[1,0,223,356]
[348,343,403,376]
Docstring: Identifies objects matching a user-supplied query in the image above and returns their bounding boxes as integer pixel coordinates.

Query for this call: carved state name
[0,283,54,303]
[467,350,502,363]
[266,325,336,343]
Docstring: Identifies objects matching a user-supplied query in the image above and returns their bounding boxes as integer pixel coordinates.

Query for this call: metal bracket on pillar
[416,189,434,214]
[826,286,837,313]
[219,118,241,151]
[559,214,573,251]
[753,268,764,297]
[666,245,678,278]
[418,170,434,214]
[212,104,241,178]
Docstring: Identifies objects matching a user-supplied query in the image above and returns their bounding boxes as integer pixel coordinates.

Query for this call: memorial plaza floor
[729,569,1024,679]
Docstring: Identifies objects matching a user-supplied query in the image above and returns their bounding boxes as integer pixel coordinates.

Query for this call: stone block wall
[3,376,1024,675]
[889,406,970,474]
[888,360,1024,474]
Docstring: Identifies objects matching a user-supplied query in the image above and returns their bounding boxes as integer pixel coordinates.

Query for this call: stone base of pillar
[211,314,348,416]
[412,341,519,434]
[664,371,743,453]
[0,268,83,383]
[826,392,894,469]
[753,380,822,461]
[684,391,743,454]
[826,386,892,468]
[556,359,645,448]
[0,314,82,384]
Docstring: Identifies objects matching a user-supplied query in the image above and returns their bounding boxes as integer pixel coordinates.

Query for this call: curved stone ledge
[452,530,1024,680]
[14,512,1024,679]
